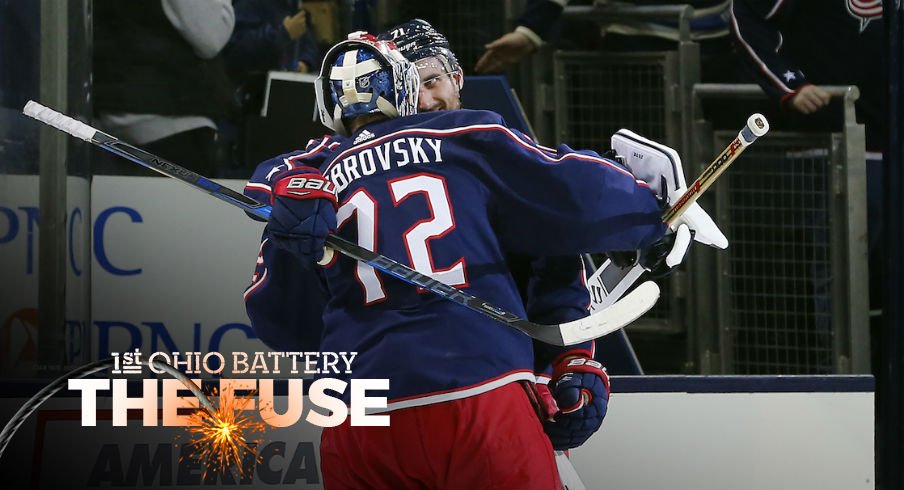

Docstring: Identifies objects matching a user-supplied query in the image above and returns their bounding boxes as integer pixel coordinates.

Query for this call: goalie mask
[315,33,419,136]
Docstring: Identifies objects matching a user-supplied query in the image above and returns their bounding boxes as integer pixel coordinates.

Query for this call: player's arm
[525,254,596,383]
[475,0,567,73]
[241,142,338,350]
[524,257,609,450]
[243,230,327,351]
[243,136,338,221]
[729,0,829,111]
[461,119,666,256]
[524,255,591,327]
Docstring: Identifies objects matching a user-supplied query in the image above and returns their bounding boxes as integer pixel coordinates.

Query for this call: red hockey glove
[267,167,338,264]
[543,353,610,450]
[522,381,559,422]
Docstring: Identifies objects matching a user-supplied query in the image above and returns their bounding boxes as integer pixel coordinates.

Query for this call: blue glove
[543,354,610,450]
[266,167,338,264]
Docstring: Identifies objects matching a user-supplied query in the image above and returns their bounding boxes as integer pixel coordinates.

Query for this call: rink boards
[0,376,874,489]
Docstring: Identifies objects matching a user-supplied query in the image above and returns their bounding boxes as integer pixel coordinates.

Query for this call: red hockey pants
[320,381,563,489]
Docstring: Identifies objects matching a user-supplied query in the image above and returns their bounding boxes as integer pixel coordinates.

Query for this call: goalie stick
[23,100,660,346]
[587,114,770,312]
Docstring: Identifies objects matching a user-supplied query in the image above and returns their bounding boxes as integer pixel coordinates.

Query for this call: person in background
[92,0,235,176]
[219,0,322,177]
[731,0,885,371]
[475,0,736,84]
[224,0,321,111]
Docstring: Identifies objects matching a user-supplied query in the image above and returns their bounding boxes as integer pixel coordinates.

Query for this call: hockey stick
[586,114,770,312]
[23,100,659,346]
[0,357,214,461]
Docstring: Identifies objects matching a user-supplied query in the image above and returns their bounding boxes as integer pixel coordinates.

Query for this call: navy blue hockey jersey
[731,0,885,149]
[244,110,664,409]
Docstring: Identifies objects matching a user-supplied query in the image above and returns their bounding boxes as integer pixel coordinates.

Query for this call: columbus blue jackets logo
[846,0,882,33]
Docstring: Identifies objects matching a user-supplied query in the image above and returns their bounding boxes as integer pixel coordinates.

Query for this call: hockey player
[379,17,621,453]
[244,18,659,459]
[245,33,700,488]
[379,19,466,113]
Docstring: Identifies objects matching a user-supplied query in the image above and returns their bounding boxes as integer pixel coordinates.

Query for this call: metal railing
[690,84,870,374]
[561,3,694,42]
[547,5,700,340]
[385,1,872,375]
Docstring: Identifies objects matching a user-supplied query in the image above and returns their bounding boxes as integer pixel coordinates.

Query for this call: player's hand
[607,223,693,278]
[789,84,831,114]
[543,354,610,450]
[474,31,536,73]
[642,223,693,277]
[283,9,308,40]
[267,167,337,264]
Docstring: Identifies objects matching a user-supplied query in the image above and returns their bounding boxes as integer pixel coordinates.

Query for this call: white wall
[571,390,874,490]
[89,176,268,357]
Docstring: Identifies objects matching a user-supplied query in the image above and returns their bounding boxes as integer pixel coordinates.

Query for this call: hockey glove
[608,223,693,279]
[266,167,338,264]
[543,353,610,450]
[611,129,728,251]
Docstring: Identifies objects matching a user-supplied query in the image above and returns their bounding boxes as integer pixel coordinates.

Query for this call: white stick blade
[22,100,97,142]
[560,281,660,345]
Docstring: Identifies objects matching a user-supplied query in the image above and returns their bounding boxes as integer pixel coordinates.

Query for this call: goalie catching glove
[607,129,728,275]
[612,129,727,249]
[543,352,610,450]
[266,167,337,265]
[608,224,693,278]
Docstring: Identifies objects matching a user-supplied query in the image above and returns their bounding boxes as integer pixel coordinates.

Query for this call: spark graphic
[182,387,268,479]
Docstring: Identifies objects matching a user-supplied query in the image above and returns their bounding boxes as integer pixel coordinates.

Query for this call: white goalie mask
[315,32,420,136]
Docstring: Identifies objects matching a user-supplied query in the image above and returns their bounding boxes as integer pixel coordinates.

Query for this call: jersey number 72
[336,173,467,304]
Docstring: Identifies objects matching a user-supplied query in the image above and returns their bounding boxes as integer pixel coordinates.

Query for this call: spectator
[475,0,736,83]
[731,0,885,369]
[224,0,321,114]
[92,0,235,176]
[219,0,322,177]
[730,0,884,150]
